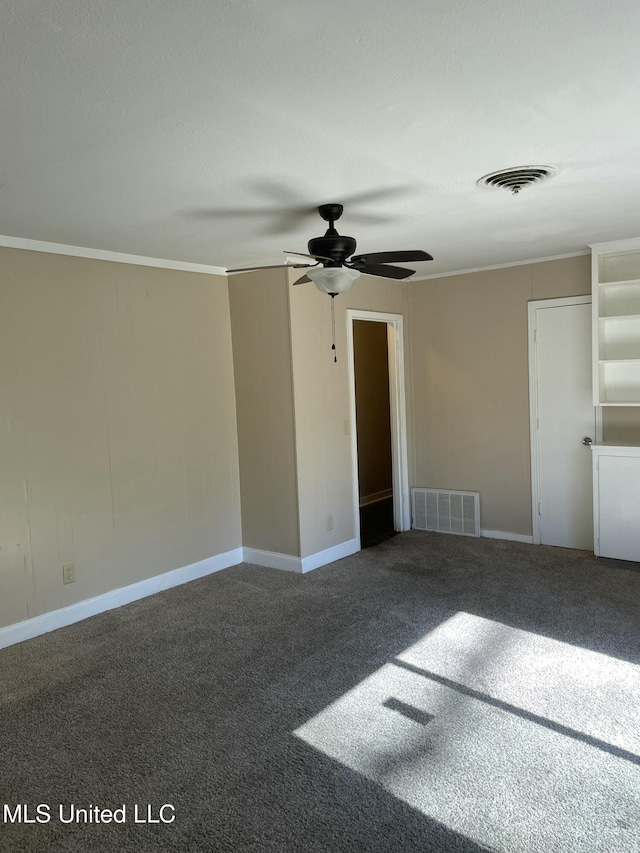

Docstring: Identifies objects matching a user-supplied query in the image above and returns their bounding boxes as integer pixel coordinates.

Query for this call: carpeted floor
[1,531,639,852]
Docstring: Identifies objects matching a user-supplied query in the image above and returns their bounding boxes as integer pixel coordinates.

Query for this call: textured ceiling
[2,0,640,277]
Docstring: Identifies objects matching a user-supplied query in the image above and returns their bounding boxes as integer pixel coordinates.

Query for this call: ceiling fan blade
[344,212,396,225]
[284,250,335,263]
[351,262,415,280]
[189,207,276,219]
[187,207,318,235]
[350,250,433,265]
[188,182,415,235]
[293,274,311,285]
[329,186,413,207]
[226,262,313,273]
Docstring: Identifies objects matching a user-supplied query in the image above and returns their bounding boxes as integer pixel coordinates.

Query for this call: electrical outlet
[326,515,333,531]
[343,419,349,435]
[62,563,75,585]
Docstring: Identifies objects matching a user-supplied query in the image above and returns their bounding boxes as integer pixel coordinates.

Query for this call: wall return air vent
[412,488,480,537]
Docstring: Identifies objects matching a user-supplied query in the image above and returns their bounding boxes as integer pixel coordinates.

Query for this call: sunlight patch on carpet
[294,613,640,852]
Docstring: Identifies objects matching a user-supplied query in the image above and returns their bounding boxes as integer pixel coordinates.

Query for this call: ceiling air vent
[477,165,558,195]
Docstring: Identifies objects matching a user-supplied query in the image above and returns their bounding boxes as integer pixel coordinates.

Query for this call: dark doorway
[353,320,397,548]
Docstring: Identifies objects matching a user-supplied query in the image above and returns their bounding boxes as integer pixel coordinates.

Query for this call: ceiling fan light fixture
[307,267,361,295]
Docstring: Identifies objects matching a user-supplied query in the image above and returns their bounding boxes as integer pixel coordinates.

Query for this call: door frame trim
[346,310,410,550]
[528,296,602,545]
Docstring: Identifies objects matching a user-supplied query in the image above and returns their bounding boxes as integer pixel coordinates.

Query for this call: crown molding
[0,236,593,282]
[0,235,227,276]
[410,250,590,281]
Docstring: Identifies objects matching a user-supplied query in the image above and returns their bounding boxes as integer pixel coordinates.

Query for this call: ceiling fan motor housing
[308,203,356,265]
[308,233,357,266]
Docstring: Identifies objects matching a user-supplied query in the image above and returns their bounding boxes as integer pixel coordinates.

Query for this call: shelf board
[598,278,640,288]
[600,313,640,321]
[599,358,640,364]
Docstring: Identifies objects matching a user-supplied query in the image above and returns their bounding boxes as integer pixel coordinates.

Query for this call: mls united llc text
[3,803,176,824]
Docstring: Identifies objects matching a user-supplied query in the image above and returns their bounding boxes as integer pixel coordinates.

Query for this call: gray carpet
[1,531,640,852]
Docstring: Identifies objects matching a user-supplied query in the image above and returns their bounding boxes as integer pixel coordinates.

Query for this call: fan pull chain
[330,294,337,362]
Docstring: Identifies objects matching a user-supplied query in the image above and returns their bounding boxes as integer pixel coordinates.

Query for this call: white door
[531,298,597,549]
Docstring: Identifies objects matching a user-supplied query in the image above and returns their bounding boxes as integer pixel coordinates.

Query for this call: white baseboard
[243,539,360,574]
[242,547,302,573]
[0,538,363,650]
[0,547,243,651]
[301,538,359,573]
[481,529,534,544]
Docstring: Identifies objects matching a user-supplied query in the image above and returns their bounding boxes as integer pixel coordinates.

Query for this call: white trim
[243,539,359,574]
[387,320,411,532]
[528,295,595,546]
[243,540,359,574]
[300,538,359,573]
[346,310,411,550]
[0,236,595,282]
[481,529,534,544]
[242,547,302,573]
[592,448,601,557]
[592,248,601,406]
[347,316,362,551]
[412,250,590,282]
[0,548,243,651]
[595,405,603,445]
[0,537,363,649]
[0,235,227,276]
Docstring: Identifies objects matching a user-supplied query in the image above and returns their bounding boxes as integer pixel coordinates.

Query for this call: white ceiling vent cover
[412,488,480,537]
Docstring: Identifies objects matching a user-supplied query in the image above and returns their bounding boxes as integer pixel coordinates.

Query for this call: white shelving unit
[592,238,640,405]
[589,240,640,562]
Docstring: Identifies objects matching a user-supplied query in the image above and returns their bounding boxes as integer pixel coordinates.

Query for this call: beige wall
[353,320,393,503]
[290,255,627,553]
[289,273,411,558]
[228,270,300,555]
[0,247,241,629]
[408,255,594,536]
[602,407,640,443]
[6,243,640,634]
[289,252,640,550]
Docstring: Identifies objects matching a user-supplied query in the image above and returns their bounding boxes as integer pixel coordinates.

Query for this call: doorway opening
[347,310,410,550]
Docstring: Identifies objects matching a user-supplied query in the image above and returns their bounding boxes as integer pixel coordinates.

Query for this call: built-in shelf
[592,240,640,405]
[598,277,640,288]
[598,281,640,320]
[600,313,640,322]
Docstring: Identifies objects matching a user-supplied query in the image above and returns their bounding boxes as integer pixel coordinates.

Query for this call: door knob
[582,436,593,446]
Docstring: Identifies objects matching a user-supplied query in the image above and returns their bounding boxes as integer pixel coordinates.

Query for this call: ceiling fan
[227,203,433,296]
